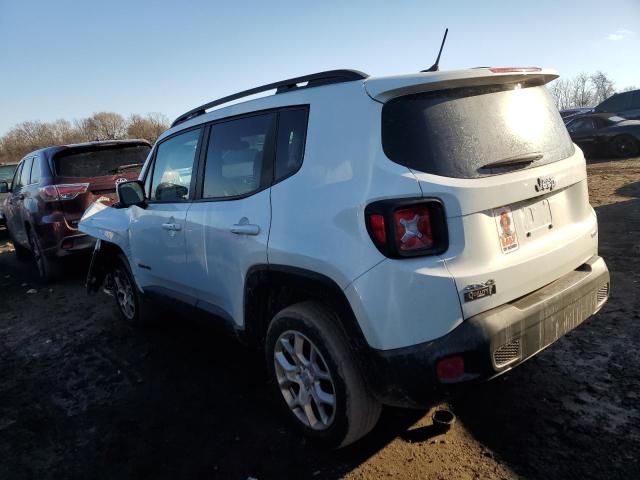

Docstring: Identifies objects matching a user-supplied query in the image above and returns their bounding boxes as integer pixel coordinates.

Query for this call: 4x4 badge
[535,176,557,192]
[463,280,496,302]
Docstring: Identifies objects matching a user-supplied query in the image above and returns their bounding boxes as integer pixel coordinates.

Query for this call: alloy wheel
[113,269,136,320]
[274,330,337,430]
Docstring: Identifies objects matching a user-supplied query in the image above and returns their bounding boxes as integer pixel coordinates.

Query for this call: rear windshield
[54,145,150,178]
[382,83,574,178]
[596,90,640,113]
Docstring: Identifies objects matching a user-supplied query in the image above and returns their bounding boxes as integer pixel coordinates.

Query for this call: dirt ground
[1,157,639,480]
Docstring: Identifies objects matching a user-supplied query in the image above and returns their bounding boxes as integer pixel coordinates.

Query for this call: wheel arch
[243,265,371,358]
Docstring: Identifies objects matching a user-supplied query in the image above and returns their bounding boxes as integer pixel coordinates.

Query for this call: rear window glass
[597,90,640,113]
[382,84,575,179]
[54,145,150,178]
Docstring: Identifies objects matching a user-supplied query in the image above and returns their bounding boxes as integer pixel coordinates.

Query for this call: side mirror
[117,180,147,208]
[0,181,9,194]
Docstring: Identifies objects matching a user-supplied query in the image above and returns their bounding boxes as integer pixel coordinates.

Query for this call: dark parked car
[0,162,19,225]
[0,140,151,280]
[594,89,640,120]
[566,113,640,158]
[560,107,593,123]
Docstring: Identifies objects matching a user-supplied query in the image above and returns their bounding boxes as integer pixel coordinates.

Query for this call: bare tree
[126,113,170,143]
[622,85,638,92]
[76,112,127,140]
[590,71,616,105]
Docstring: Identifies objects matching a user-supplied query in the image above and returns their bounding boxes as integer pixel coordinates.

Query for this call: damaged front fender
[79,201,132,294]
[79,201,132,253]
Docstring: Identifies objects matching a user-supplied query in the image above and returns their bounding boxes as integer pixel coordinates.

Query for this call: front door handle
[230,218,260,235]
[162,223,182,231]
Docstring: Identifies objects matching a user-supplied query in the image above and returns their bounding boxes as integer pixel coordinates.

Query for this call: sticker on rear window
[494,207,519,254]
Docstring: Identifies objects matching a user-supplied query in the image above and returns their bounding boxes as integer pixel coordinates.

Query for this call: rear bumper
[37,217,96,257]
[366,255,610,407]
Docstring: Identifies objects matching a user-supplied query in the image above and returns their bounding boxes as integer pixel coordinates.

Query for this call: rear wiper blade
[482,152,543,170]
[110,163,144,174]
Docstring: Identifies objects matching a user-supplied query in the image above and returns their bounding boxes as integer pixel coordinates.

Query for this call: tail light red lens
[39,183,89,202]
[393,207,434,252]
[365,199,447,258]
[369,214,386,245]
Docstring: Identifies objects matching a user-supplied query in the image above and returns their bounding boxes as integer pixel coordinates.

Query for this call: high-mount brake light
[489,67,542,73]
[365,199,448,258]
[39,183,89,202]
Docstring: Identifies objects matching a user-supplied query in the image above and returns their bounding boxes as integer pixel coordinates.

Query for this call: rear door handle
[162,223,182,231]
[230,224,260,235]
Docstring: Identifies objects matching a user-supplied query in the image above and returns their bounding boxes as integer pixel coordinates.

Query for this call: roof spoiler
[364,68,559,103]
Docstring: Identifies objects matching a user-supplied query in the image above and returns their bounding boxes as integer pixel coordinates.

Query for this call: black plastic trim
[364,197,449,258]
[171,69,367,127]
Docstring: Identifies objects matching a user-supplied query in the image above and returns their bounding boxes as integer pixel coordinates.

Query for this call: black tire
[8,229,30,261]
[111,254,153,325]
[266,301,381,448]
[609,135,639,158]
[27,230,59,282]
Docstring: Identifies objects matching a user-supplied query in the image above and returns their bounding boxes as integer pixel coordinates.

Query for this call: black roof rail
[170,69,369,128]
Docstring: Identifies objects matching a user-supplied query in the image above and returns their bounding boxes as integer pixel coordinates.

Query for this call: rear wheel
[111,255,152,325]
[266,301,381,448]
[27,230,58,282]
[609,135,639,158]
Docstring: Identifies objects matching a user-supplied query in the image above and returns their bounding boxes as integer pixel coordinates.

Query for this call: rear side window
[150,128,201,201]
[382,84,575,178]
[20,157,33,186]
[54,145,150,178]
[275,109,308,181]
[202,113,275,199]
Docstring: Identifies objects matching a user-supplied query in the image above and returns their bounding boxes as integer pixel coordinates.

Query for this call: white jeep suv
[79,67,610,447]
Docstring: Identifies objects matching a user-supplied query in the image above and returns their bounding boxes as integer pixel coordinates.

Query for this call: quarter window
[202,113,275,198]
[149,128,201,201]
[275,109,308,181]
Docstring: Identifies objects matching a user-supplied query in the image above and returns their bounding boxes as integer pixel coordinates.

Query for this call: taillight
[393,207,433,252]
[489,67,541,73]
[365,199,448,258]
[39,183,89,202]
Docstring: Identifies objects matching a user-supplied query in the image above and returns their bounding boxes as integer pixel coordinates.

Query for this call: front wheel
[111,255,152,325]
[266,302,381,448]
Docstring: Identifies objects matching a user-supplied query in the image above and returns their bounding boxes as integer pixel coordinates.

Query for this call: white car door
[183,108,308,327]
[128,127,203,300]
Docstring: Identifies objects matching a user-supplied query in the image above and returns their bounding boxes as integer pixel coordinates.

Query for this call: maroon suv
[0,140,151,280]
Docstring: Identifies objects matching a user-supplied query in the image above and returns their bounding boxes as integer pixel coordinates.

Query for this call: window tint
[382,84,574,178]
[568,118,595,133]
[54,145,150,178]
[150,128,200,201]
[203,113,275,198]
[30,157,41,184]
[20,158,33,186]
[597,90,640,112]
[275,109,308,181]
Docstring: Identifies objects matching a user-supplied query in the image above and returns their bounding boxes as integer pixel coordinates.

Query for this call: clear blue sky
[1,0,638,135]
